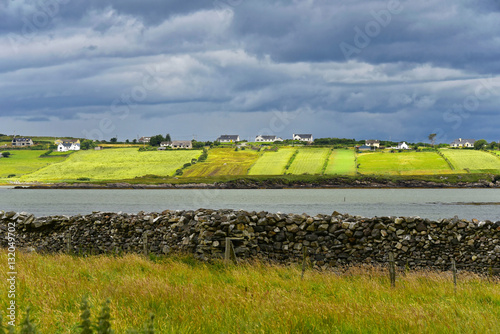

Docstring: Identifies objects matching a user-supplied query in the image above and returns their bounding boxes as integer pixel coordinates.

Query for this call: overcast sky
[1,0,499,143]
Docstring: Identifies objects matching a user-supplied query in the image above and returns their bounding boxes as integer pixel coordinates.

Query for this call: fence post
[301,246,308,280]
[143,233,148,257]
[225,237,237,264]
[65,231,72,254]
[451,258,457,292]
[389,252,396,288]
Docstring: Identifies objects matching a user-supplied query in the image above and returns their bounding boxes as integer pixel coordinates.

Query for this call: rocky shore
[13,176,500,189]
[1,209,499,274]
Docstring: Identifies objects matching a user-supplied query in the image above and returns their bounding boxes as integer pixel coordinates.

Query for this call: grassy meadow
[287,148,331,175]
[324,149,357,175]
[3,251,500,333]
[357,151,454,175]
[19,148,202,182]
[182,148,259,177]
[0,150,67,178]
[248,147,296,175]
[440,149,500,172]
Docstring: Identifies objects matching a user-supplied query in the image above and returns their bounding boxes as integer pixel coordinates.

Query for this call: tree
[165,133,172,142]
[110,137,118,143]
[428,133,437,147]
[80,139,96,150]
[149,134,165,147]
[1,151,10,158]
[474,139,487,150]
[488,141,498,150]
[125,139,129,144]
[132,139,137,144]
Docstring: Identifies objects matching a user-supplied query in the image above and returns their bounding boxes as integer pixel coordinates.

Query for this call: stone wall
[1,209,499,273]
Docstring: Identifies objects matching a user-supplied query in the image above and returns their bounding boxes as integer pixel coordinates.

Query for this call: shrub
[1,152,10,158]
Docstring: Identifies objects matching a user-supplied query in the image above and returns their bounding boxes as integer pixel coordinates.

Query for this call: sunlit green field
[440,149,500,172]
[0,150,67,178]
[4,251,499,333]
[324,149,356,175]
[20,148,201,181]
[357,152,454,175]
[287,148,330,175]
[183,148,259,177]
[248,148,296,175]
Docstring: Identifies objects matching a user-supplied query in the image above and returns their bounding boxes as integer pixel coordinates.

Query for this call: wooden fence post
[225,237,237,264]
[389,252,396,288]
[451,258,457,292]
[143,233,148,257]
[301,246,308,280]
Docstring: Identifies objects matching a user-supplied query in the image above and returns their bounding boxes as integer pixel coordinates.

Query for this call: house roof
[365,140,380,144]
[358,145,373,149]
[451,138,475,144]
[256,135,277,140]
[12,138,32,142]
[218,135,239,140]
[60,142,72,148]
[294,134,312,139]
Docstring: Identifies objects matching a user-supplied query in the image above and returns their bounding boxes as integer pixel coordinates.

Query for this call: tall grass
[1,251,499,333]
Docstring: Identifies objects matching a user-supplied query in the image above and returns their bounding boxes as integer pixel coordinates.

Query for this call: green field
[183,148,259,177]
[287,148,330,175]
[0,150,67,178]
[357,151,453,175]
[5,251,499,333]
[20,148,201,181]
[248,148,296,175]
[324,149,356,175]
[440,149,500,172]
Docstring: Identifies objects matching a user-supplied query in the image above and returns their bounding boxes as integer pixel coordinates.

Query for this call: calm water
[0,187,499,220]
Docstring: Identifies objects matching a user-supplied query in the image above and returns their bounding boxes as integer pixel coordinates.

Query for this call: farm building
[451,138,475,148]
[397,142,410,150]
[357,145,374,151]
[255,135,283,142]
[293,134,313,142]
[160,140,193,149]
[217,135,240,143]
[365,140,380,148]
[11,137,33,147]
[57,140,80,152]
[138,136,151,143]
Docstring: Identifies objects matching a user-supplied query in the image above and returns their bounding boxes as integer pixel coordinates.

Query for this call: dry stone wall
[1,209,499,273]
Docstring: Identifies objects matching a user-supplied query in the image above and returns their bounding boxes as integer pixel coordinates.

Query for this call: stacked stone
[1,209,499,273]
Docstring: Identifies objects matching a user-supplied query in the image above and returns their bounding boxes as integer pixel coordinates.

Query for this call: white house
[397,142,410,150]
[57,140,80,152]
[293,134,313,142]
[138,136,151,143]
[160,140,193,149]
[217,135,240,143]
[11,137,33,147]
[255,135,283,142]
[365,140,380,148]
[451,138,475,148]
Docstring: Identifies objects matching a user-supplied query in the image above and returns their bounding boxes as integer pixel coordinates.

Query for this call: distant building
[57,139,80,152]
[217,135,240,143]
[365,140,380,148]
[94,146,103,150]
[138,136,151,143]
[255,135,283,142]
[11,137,33,147]
[293,134,313,142]
[451,138,475,148]
[357,145,374,151]
[397,142,410,150]
[160,140,193,149]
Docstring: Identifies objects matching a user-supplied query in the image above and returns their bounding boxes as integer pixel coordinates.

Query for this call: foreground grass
[19,149,202,182]
[357,151,454,175]
[440,149,500,172]
[0,150,67,178]
[324,149,357,175]
[3,251,499,333]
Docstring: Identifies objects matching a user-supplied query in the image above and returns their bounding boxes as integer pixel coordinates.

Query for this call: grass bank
[2,251,499,333]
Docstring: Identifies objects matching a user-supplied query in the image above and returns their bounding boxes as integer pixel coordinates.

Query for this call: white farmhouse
[255,135,283,142]
[57,139,80,152]
[292,134,313,142]
[397,142,410,150]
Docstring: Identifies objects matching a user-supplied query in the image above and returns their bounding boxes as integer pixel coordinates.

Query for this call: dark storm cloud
[0,0,499,141]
